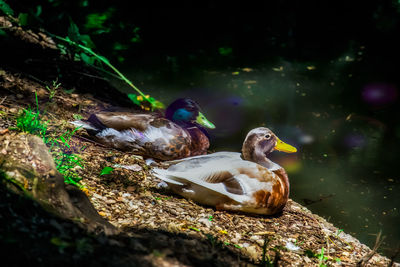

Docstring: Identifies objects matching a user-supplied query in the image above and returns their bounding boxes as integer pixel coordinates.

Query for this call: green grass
[16,93,47,141]
[15,93,84,188]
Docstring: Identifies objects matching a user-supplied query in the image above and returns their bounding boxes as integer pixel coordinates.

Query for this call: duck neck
[255,154,281,172]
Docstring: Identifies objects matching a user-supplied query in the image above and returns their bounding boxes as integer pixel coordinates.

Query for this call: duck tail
[70,114,107,133]
[70,120,98,131]
[152,168,184,185]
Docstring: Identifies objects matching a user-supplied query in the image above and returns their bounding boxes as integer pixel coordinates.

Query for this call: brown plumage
[153,127,297,215]
[71,98,215,160]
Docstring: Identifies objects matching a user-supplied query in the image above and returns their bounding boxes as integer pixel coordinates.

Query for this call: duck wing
[153,152,277,203]
[93,112,157,131]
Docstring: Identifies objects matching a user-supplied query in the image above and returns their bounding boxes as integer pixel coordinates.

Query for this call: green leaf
[35,5,42,17]
[50,237,71,248]
[73,114,83,120]
[0,0,14,16]
[304,249,317,258]
[97,55,110,65]
[85,13,109,30]
[100,166,114,176]
[80,52,96,65]
[113,42,129,51]
[79,34,96,49]
[218,46,233,56]
[152,100,165,109]
[80,0,89,7]
[59,136,70,148]
[127,94,142,106]
[18,13,29,26]
[68,21,81,43]
[130,36,141,43]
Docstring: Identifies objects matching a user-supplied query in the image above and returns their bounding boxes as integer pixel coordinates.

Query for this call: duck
[152,127,297,215]
[71,98,215,160]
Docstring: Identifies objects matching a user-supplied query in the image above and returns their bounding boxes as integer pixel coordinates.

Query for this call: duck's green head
[165,98,215,129]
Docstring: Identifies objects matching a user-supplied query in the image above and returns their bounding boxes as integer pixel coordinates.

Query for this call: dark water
[117,46,399,257]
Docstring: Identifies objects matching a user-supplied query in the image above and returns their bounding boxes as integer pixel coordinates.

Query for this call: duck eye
[265,134,271,139]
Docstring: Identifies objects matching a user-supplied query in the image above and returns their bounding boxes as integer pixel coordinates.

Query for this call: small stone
[241,242,250,248]
[105,199,116,204]
[16,94,24,99]
[198,218,212,228]
[244,245,258,260]
[126,186,135,192]
[92,193,104,199]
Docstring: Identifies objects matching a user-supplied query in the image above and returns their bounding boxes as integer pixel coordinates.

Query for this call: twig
[0,96,6,105]
[357,231,384,266]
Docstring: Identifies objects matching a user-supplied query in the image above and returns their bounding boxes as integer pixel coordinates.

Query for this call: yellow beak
[274,138,297,153]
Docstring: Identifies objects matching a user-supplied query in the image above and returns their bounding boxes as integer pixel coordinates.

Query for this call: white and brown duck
[153,127,297,215]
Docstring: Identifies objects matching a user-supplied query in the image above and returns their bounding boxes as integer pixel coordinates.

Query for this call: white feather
[96,128,141,143]
[70,120,97,131]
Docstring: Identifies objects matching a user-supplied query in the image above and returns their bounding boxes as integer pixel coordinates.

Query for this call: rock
[0,133,117,235]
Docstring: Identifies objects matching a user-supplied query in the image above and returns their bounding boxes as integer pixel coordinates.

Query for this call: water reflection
[122,51,399,256]
[362,83,398,107]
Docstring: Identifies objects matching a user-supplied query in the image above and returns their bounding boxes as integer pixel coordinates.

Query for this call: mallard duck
[71,98,215,160]
[153,127,297,215]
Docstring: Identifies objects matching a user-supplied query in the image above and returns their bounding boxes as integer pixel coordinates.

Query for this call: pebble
[198,218,212,228]
[126,186,135,192]
[250,235,260,241]
[244,246,258,260]
[241,242,250,248]
[92,193,104,200]
[105,199,116,204]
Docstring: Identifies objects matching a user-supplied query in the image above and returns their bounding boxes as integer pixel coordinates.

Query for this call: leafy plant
[16,92,47,141]
[49,26,164,111]
[49,128,84,187]
[73,114,83,120]
[15,94,84,188]
[0,0,14,16]
[317,247,328,267]
[45,79,61,101]
[260,236,275,267]
[53,150,83,187]
[335,229,343,237]
[100,166,114,176]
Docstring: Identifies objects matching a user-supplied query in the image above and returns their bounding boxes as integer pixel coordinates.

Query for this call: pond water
[117,46,399,257]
